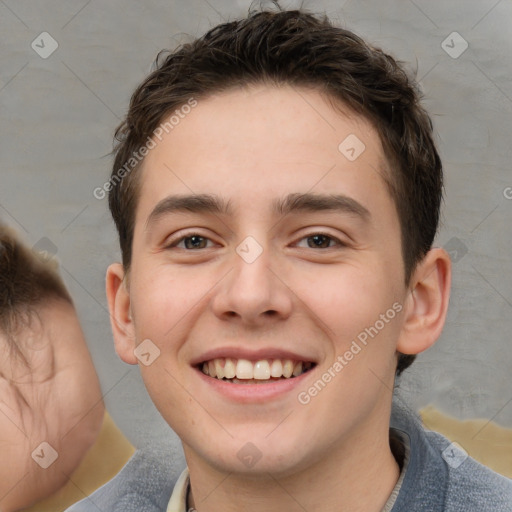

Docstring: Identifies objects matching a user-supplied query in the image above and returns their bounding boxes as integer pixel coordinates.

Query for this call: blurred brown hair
[0,224,72,366]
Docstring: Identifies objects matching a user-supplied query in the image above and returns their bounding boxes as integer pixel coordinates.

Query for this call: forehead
[135,84,394,221]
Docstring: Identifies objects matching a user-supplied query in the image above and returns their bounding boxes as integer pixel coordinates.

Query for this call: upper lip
[191,347,317,366]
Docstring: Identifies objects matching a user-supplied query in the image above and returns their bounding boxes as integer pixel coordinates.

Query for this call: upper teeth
[201,358,313,380]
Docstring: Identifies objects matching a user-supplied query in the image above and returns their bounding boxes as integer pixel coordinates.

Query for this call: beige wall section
[420,406,512,479]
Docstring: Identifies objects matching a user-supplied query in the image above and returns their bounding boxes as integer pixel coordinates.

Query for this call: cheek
[130,264,218,354]
[131,269,185,334]
[289,262,403,386]
[290,262,398,344]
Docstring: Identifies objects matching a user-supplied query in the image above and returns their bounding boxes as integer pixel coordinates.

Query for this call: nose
[210,241,293,327]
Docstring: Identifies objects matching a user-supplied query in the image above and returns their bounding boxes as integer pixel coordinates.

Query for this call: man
[0,224,104,511]
[70,7,512,511]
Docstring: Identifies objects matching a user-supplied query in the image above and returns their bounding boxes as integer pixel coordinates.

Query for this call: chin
[188,427,312,477]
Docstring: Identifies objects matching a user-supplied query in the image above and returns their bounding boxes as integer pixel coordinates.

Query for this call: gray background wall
[1,0,511,455]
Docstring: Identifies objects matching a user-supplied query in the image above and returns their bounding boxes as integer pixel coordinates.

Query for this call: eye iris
[185,236,206,249]
[308,235,330,248]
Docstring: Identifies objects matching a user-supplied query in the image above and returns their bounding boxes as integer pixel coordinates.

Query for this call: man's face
[125,85,409,475]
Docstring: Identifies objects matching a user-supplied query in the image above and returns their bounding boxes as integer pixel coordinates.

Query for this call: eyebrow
[272,192,370,220]
[145,194,234,229]
[145,192,370,228]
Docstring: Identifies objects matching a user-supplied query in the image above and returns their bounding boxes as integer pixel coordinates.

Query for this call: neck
[185,412,400,512]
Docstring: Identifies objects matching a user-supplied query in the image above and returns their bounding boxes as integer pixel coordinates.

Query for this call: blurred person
[0,224,105,511]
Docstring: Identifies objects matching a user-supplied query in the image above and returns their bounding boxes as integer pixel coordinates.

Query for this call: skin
[107,84,451,512]
[0,300,104,512]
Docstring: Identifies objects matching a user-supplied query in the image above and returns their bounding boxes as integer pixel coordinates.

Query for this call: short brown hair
[0,224,72,366]
[108,8,443,375]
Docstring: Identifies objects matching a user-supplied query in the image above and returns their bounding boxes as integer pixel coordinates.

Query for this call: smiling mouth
[199,358,316,384]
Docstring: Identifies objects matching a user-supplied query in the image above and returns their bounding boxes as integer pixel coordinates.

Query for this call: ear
[396,248,452,356]
[106,263,138,365]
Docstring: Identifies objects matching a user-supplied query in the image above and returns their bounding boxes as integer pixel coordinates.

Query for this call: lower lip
[195,367,315,403]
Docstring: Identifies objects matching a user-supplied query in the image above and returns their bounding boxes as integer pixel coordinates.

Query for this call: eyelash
[167,232,345,250]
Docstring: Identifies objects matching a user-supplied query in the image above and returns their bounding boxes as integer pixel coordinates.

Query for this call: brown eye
[182,235,208,249]
[306,234,334,248]
[168,234,214,250]
[294,232,346,250]
[302,233,343,249]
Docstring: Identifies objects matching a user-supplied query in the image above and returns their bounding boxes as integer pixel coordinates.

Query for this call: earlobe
[105,263,138,365]
[396,248,452,356]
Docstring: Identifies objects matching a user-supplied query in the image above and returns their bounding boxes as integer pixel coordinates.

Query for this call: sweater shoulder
[426,431,512,511]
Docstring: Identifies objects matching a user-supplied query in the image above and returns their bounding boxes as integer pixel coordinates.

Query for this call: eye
[170,234,215,250]
[295,233,344,249]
